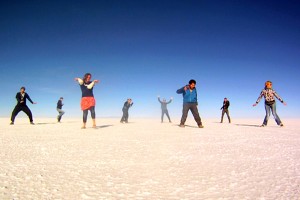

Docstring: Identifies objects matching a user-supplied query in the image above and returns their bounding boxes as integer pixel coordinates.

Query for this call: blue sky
[0,0,299,120]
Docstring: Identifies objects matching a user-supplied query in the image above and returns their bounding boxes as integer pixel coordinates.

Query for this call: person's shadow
[35,122,57,125]
[35,121,79,125]
[95,125,113,129]
[235,124,261,127]
[173,124,200,128]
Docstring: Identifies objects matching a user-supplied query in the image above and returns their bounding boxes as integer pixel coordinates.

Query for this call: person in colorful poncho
[253,80,287,127]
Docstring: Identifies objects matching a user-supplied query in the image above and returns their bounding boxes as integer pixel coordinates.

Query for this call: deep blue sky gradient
[1,0,299,120]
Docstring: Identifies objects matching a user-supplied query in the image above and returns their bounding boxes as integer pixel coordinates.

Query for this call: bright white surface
[1,118,299,199]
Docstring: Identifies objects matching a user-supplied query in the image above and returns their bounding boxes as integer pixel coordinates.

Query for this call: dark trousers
[121,109,129,122]
[161,109,171,122]
[83,106,95,123]
[180,103,202,126]
[11,105,33,122]
[221,109,231,123]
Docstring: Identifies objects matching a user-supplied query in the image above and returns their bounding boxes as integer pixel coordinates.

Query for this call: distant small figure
[57,97,65,123]
[10,86,37,125]
[176,79,204,128]
[158,96,172,123]
[220,97,231,123]
[75,73,99,129]
[120,98,133,123]
[253,81,287,127]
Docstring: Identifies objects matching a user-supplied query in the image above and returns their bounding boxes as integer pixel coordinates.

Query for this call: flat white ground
[1,117,299,199]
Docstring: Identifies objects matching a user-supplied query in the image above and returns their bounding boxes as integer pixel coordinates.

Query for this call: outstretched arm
[166,97,173,104]
[253,91,264,106]
[158,96,162,103]
[273,90,286,105]
[87,80,100,89]
[74,78,83,85]
[26,94,36,104]
[74,77,99,89]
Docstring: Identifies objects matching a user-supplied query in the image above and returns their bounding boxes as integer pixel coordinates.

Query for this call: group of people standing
[9,74,287,128]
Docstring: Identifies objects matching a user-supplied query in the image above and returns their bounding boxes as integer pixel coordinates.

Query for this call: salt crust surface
[1,118,300,199]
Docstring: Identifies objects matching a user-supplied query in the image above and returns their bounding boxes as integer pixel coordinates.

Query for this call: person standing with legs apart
[120,98,133,123]
[253,81,287,127]
[176,79,204,128]
[75,73,99,129]
[220,97,231,123]
[10,86,37,125]
[158,96,173,123]
[57,97,65,123]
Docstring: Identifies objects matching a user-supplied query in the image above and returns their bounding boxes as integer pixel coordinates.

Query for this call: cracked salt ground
[0,118,300,199]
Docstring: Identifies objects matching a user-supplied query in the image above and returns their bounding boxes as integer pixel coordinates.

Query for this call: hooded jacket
[176,85,198,104]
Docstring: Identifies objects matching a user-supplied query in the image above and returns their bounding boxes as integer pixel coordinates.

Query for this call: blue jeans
[83,106,95,123]
[263,102,282,125]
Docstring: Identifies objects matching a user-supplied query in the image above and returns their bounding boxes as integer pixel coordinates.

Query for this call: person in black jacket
[220,97,231,123]
[120,98,133,123]
[57,97,65,122]
[10,87,37,125]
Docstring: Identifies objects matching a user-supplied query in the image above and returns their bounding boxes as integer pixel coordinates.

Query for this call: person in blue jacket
[176,79,204,128]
